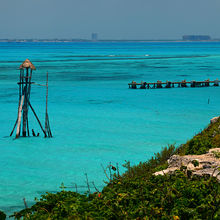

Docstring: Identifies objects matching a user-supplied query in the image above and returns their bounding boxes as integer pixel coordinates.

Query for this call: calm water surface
[0,42,220,214]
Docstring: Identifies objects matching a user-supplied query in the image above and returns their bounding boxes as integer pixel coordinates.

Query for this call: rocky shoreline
[154,116,220,181]
[154,148,220,181]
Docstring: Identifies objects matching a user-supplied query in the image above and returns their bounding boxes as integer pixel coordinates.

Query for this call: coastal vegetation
[177,118,220,155]
[4,118,220,219]
[0,211,6,220]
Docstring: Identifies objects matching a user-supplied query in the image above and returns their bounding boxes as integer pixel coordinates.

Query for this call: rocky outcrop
[210,116,220,124]
[154,148,220,181]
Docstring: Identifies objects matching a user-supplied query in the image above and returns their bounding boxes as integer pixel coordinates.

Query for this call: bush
[0,211,6,220]
[122,144,176,180]
[12,173,220,219]
[177,117,220,155]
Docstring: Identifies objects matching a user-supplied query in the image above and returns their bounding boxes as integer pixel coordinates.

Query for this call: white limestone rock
[154,148,220,181]
[210,116,220,124]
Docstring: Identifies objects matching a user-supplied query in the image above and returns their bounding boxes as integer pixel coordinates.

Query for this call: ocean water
[0,42,220,214]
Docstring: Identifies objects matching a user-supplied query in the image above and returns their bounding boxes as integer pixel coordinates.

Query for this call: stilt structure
[10,59,52,138]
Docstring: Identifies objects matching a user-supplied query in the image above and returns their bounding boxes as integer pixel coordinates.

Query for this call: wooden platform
[128,79,219,89]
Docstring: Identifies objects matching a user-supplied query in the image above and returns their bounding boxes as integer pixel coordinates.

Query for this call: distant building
[91,33,98,41]
[182,35,211,41]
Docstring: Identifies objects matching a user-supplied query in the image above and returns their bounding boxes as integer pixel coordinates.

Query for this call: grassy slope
[178,117,220,155]
[7,119,220,219]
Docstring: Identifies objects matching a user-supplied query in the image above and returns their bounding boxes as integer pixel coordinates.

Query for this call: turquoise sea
[0,42,220,214]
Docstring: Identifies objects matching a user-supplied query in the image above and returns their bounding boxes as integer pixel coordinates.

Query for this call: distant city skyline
[0,34,219,42]
[0,0,219,39]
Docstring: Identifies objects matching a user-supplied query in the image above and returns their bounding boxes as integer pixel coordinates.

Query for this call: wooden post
[214,79,219,86]
[166,81,171,88]
[140,82,146,89]
[22,68,29,137]
[16,95,24,138]
[45,72,49,136]
[18,69,22,106]
[10,119,18,136]
[10,69,24,137]
[131,81,137,89]
[28,100,47,137]
[45,72,52,138]
[191,81,196,87]
[26,117,30,136]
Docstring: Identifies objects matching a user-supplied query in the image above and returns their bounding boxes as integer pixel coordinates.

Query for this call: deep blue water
[0,42,220,214]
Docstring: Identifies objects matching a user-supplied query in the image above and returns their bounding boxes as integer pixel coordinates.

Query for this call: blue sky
[0,0,219,39]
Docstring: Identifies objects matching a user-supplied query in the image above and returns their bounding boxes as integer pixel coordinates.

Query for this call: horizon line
[0,38,220,42]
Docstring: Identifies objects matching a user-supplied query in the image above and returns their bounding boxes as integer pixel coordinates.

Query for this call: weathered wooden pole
[10,69,24,136]
[16,95,24,138]
[22,68,29,137]
[28,100,47,137]
[45,71,52,138]
[45,72,49,137]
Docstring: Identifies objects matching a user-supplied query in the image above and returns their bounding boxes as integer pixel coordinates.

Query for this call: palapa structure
[10,59,52,138]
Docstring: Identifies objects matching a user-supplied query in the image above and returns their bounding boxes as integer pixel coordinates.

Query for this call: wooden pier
[128,79,219,89]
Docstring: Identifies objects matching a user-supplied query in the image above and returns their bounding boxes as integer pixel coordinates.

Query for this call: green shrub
[213,151,220,159]
[122,144,176,180]
[191,160,199,167]
[178,117,220,155]
[12,173,220,220]
[0,211,6,220]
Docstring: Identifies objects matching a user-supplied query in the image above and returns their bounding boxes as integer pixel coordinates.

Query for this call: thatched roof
[19,59,36,70]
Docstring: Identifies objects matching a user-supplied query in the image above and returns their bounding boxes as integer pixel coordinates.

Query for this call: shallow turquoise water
[0,42,220,214]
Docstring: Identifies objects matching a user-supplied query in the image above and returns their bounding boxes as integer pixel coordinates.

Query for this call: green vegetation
[213,151,220,159]
[0,211,6,220]
[177,117,220,155]
[11,173,220,220]
[10,118,220,219]
[191,160,199,167]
